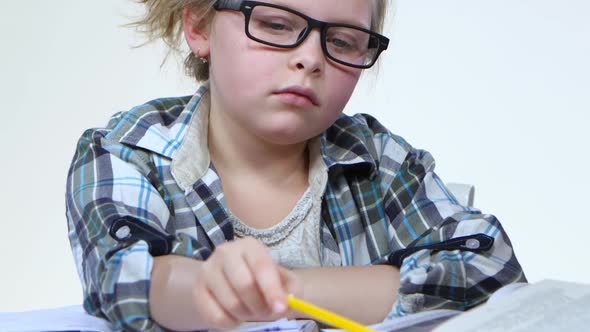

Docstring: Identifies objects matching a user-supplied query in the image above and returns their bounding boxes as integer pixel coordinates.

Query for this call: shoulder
[71,95,196,173]
[77,95,194,147]
[104,95,193,139]
[327,112,411,152]
[323,113,435,174]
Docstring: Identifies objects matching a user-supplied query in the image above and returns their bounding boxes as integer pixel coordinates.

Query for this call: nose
[289,29,324,75]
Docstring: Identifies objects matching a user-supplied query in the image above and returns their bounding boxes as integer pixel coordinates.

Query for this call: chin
[264,133,309,146]
[257,118,313,144]
[259,126,312,146]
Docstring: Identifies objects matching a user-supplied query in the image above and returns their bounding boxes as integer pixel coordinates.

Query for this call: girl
[66,0,526,331]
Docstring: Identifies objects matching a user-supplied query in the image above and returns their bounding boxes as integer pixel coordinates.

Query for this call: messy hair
[131,0,390,82]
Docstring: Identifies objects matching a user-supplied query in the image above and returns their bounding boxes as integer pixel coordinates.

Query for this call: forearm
[149,255,204,331]
[292,265,400,325]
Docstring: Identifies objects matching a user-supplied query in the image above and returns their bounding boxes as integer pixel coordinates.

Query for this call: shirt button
[466,239,481,249]
[115,225,131,240]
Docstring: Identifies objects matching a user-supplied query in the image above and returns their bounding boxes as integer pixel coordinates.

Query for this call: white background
[1,0,588,311]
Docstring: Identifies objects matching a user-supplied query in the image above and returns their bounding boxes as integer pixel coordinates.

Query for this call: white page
[433,280,590,332]
[322,309,460,332]
[484,282,528,306]
[0,305,113,332]
[215,319,317,332]
[0,305,317,332]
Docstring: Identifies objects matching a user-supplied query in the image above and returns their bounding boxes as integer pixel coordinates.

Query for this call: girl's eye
[330,38,352,49]
[327,36,359,53]
[327,28,369,54]
[253,17,295,33]
[263,21,288,31]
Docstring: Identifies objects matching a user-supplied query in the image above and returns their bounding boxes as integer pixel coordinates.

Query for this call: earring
[197,48,208,63]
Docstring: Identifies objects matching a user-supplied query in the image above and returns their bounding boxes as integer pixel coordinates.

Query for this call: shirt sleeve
[377,145,527,320]
[65,128,212,331]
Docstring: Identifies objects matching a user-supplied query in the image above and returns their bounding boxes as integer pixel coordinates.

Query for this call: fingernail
[273,301,286,314]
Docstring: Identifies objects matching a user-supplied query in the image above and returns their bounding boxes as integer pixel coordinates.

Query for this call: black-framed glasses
[214,0,389,69]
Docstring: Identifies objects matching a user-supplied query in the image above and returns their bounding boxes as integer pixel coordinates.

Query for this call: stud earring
[197,48,208,63]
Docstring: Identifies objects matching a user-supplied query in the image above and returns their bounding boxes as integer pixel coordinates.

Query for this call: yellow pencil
[286,295,378,332]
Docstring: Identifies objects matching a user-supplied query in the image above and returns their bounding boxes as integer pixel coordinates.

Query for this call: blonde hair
[131,0,389,82]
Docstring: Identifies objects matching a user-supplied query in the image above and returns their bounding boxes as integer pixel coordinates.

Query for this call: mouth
[273,86,320,107]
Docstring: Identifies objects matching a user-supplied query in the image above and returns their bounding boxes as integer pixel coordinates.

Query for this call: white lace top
[231,138,340,269]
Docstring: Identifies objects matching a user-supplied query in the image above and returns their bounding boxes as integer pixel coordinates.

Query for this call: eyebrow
[263,0,372,30]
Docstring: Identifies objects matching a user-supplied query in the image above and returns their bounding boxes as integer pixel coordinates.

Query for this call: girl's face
[198,0,372,145]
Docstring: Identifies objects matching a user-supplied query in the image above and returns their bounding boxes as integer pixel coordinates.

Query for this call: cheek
[209,20,264,89]
[211,42,279,95]
[325,69,362,115]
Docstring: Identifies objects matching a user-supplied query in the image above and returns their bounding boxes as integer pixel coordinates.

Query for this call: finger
[242,239,288,315]
[196,283,240,330]
[223,251,269,318]
[279,267,304,299]
[262,267,305,321]
[206,260,253,321]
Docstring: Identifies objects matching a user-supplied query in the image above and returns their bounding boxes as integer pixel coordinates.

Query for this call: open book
[431,279,590,332]
[2,280,588,332]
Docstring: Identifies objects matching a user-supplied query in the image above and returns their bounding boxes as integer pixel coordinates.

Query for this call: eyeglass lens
[248,5,379,67]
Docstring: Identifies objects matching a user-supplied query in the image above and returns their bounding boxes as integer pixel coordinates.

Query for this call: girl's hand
[192,237,303,329]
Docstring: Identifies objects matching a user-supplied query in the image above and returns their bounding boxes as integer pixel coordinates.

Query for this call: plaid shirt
[66,85,526,331]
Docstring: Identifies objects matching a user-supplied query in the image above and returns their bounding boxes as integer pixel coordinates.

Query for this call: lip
[273,86,320,107]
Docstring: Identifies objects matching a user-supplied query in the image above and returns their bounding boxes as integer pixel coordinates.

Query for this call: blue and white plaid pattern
[66,85,526,331]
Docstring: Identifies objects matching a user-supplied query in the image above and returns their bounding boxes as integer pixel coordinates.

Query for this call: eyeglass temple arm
[215,0,242,10]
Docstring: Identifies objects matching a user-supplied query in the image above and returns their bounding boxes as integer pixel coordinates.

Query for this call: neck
[208,106,309,185]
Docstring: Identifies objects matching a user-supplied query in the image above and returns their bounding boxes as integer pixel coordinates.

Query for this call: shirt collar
[116,84,377,190]
[115,84,209,160]
[170,90,212,190]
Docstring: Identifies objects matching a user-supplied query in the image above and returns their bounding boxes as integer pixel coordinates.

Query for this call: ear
[183,7,210,57]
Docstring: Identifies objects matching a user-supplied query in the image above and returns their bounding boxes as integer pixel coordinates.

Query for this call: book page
[216,319,318,332]
[322,309,460,332]
[0,305,113,332]
[433,280,590,332]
